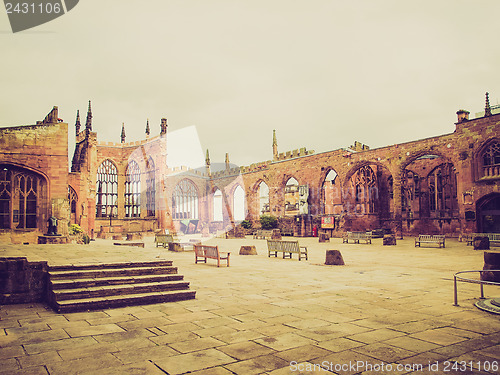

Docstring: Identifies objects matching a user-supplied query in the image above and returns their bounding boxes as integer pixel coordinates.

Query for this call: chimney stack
[456,109,470,123]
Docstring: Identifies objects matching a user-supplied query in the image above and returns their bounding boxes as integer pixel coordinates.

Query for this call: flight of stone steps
[47,261,196,313]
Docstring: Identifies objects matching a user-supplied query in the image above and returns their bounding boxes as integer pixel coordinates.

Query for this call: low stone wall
[0,230,42,245]
[0,257,48,304]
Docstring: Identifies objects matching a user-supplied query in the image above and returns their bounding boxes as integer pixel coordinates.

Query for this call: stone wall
[0,107,70,242]
[0,257,48,304]
[210,111,500,237]
[2,103,498,242]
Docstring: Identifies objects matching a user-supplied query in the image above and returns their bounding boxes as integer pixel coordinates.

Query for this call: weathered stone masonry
[0,95,499,243]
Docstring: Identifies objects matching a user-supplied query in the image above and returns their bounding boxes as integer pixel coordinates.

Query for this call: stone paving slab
[45,352,123,374]
[1,236,500,374]
[110,344,178,364]
[224,353,289,374]
[154,348,235,374]
[217,340,276,360]
[78,360,166,375]
[273,344,333,363]
[16,351,63,369]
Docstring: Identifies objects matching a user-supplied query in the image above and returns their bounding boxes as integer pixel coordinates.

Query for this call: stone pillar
[392,172,403,239]
[116,168,125,219]
[246,188,258,223]
[319,232,329,242]
[269,180,283,218]
[51,198,70,236]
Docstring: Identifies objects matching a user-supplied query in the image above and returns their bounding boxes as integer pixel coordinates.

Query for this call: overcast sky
[1,1,499,168]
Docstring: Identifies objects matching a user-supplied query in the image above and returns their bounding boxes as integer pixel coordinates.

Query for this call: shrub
[68,224,83,235]
[260,215,278,229]
[240,220,252,229]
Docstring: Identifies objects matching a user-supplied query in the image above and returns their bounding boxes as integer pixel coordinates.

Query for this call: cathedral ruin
[0,94,499,244]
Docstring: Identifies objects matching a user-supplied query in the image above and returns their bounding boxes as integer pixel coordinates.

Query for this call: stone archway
[255,180,270,217]
[321,168,340,215]
[399,153,459,235]
[342,162,393,231]
[477,193,500,233]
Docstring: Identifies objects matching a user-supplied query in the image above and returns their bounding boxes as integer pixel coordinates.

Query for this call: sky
[1,0,500,168]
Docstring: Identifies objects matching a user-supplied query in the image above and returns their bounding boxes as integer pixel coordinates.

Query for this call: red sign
[321,215,335,229]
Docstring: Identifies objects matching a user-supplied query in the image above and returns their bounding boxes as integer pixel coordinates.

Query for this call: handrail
[453,270,500,306]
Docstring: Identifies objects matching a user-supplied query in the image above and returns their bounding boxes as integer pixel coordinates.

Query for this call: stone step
[50,274,185,290]
[54,290,197,313]
[48,266,178,279]
[52,280,191,301]
[46,261,196,313]
[49,260,173,271]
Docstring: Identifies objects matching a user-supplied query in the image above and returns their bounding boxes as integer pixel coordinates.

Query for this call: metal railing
[453,270,500,306]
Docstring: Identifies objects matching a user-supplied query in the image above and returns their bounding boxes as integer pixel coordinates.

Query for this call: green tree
[260,215,278,229]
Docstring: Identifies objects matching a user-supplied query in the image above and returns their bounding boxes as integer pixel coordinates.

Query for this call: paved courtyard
[1,236,499,374]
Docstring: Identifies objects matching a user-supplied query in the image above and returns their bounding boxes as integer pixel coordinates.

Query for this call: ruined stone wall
[454,115,500,233]
[0,107,69,242]
[0,257,48,304]
[3,105,498,242]
[211,113,500,237]
[91,136,169,236]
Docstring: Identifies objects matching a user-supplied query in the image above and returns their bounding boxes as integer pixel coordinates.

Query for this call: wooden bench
[466,233,500,247]
[415,235,445,248]
[465,233,477,246]
[370,229,385,238]
[194,244,230,267]
[342,231,372,244]
[253,229,273,239]
[485,233,500,247]
[155,234,174,248]
[267,240,308,261]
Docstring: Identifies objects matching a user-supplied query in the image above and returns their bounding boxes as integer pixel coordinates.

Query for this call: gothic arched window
[96,160,118,218]
[68,185,78,215]
[258,181,269,215]
[125,161,141,217]
[284,177,299,215]
[428,163,457,214]
[213,189,223,221]
[172,179,198,220]
[0,168,12,229]
[481,141,500,178]
[351,165,377,214]
[233,185,245,222]
[0,165,43,229]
